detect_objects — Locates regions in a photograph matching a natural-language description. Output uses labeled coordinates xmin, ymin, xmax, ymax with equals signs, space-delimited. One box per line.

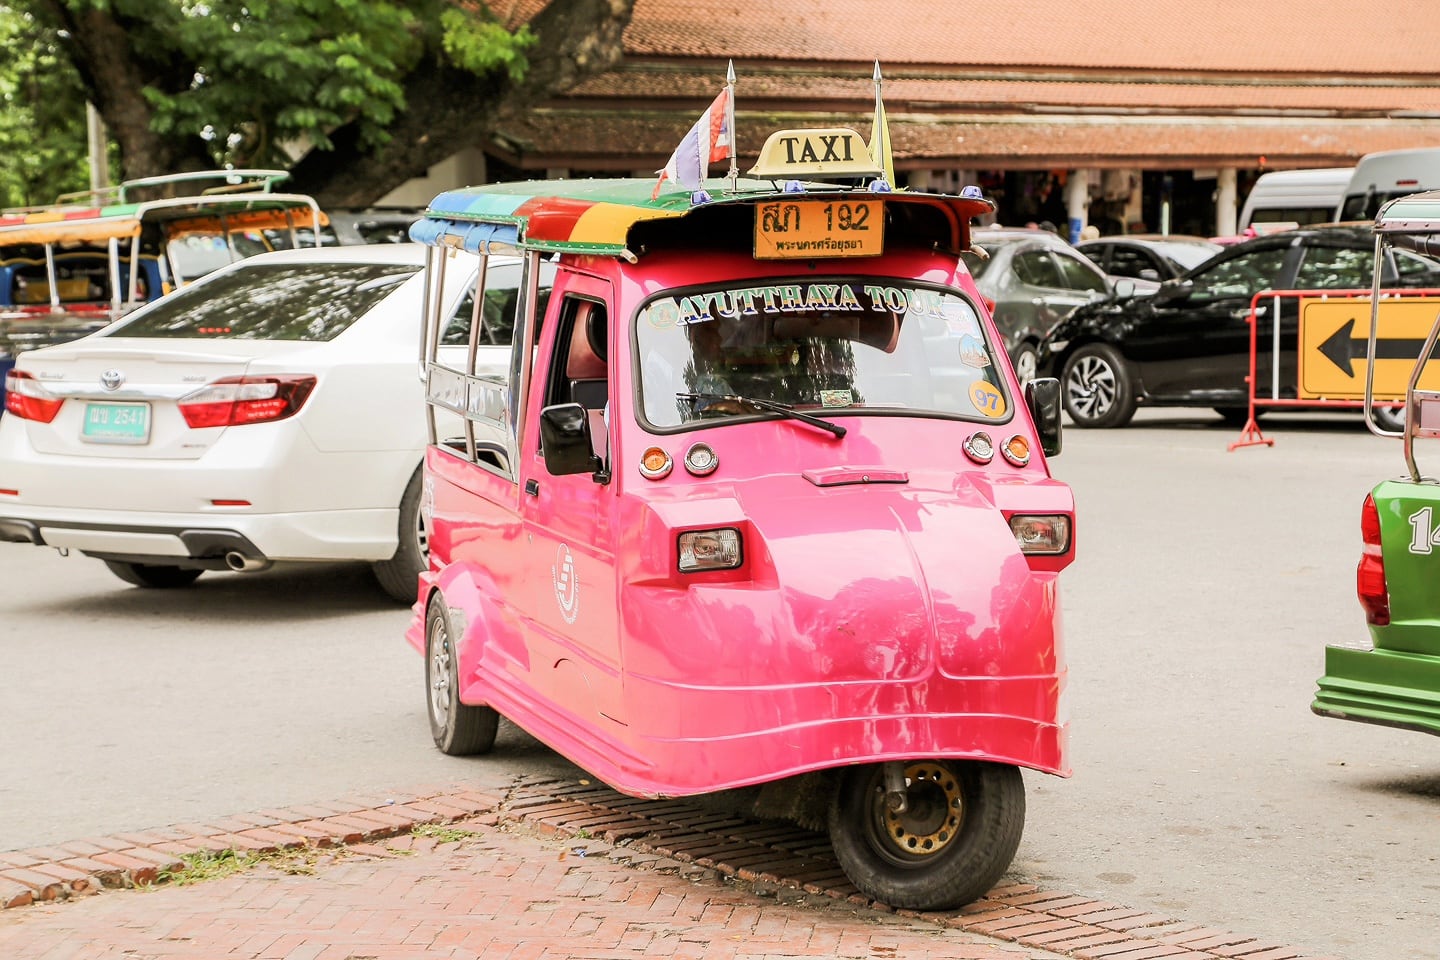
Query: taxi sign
xmin=748 ymin=127 xmax=883 ymax=179
xmin=753 ymin=198 xmax=884 ymax=259
xmin=1298 ymin=297 xmax=1440 ymax=400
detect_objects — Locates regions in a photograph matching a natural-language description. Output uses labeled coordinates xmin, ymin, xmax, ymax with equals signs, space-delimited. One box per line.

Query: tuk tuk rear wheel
xmin=425 ymin=599 xmax=498 ymax=756
xmin=828 ymin=760 xmax=1025 ymax=910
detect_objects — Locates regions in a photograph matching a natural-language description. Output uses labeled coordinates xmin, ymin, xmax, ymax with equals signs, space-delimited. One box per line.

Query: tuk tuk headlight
xmin=678 ymin=528 xmax=742 ymax=572
xmin=1009 ymin=514 xmax=1071 ymax=555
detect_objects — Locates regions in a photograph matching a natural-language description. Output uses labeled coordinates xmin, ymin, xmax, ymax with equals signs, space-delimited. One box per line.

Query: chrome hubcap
xmin=1014 ymin=349 xmax=1038 ymax=387
xmin=427 ymin=614 xmax=451 ymax=727
xmin=1065 ymin=355 xmax=1117 ymax=420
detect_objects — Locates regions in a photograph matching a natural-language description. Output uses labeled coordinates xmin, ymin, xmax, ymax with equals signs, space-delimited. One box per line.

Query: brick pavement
xmin=0 ymin=819 xmax=1060 ymax=960
xmin=0 ymin=779 xmax=1339 ymax=960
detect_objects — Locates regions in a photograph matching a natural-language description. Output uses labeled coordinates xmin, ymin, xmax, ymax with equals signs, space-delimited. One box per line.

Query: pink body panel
xmin=407 ymin=246 xmax=1074 ymax=798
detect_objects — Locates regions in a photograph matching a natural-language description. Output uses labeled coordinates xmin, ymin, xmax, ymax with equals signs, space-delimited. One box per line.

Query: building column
xmin=1064 ymin=169 xmax=1089 ymax=243
xmin=1215 ymin=167 xmax=1238 ymax=238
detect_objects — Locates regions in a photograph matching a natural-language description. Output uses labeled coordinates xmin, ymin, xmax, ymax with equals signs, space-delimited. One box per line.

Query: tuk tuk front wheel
xmin=828 ymin=760 xmax=1025 ymax=910
xmin=425 ymin=600 xmax=498 ymax=756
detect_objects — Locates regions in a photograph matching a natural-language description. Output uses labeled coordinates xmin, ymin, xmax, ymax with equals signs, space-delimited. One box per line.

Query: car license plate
xmin=81 ymin=402 xmax=151 ymax=444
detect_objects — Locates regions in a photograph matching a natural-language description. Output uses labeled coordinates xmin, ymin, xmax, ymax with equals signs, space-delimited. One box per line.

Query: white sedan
xmin=0 ymin=243 xmax=542 ymax=601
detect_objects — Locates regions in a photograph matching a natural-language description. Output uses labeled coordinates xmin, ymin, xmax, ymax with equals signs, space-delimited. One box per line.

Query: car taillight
xmin=1357 ymin=493 xmax=1389 ymax=626
xmin=177 ymin=375 xmax=317 ymax=428
xmin=981 ymin=295 xmax=997 ymax=315
xmin=4 ymin=370 xmax=64 ymax=423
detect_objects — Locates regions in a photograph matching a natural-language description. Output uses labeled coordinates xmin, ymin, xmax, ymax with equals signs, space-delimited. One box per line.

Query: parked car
xmin=1075 ymin=234 xmax=1223 ymax=283
xmin=1037 ymin=224 xmax=1440 ymax=428
xmin=0 ymin=169 xmax=327 ymax=413
xmin=962 ymin=227 xmax=1118 ymax=384
xmin=0 ymin=243 xmax=552 ymax=600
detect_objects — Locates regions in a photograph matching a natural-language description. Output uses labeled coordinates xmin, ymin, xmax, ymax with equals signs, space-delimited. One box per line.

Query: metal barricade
xmin=1228 ymin=287 xmax=1440 ymax=450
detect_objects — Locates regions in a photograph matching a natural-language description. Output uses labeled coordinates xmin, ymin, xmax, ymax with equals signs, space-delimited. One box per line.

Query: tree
xmin=18 ymin=0 xmax=636 ymax=208
xmin=0 ymin=7 xmax=93 ymax=209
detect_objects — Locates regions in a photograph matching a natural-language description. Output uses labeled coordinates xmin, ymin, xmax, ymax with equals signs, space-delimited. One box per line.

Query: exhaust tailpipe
xmin=224 ymin=551 xmax=272 ymax=573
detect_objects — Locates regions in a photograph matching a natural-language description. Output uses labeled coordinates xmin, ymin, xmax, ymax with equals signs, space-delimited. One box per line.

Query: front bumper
xmin=1312 ymin=645 xmax=1440 ymax=738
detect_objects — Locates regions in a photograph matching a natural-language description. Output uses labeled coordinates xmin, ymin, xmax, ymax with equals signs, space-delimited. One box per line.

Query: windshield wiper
xmin=678 ymin=392 xmax=847 ymax=438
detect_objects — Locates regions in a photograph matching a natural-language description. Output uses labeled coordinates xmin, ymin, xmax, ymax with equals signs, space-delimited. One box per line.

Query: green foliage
xmin=440 ymin=7 xmax=535 ymax=82
xmin=0 ymin=8 xmax=92 ymax=208
xmin=1 ymin=0 xmax=541 ymax=182
xmin=135 ymin=0 xmax=424 ymax=165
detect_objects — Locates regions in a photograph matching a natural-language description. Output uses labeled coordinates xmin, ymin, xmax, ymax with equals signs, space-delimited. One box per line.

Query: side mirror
xmin=1138 ymin=268 xmax=1161 ymax=282
xmin=1110 ymin=279 xmax=1136 ymax=301
xmin=1025 ymin=377 xmax=1063 ymax=457
xmin=539 ymin=403 xmax=600 ymax=477
xmin=1153 ymin=278 xmax=1191 ymax=303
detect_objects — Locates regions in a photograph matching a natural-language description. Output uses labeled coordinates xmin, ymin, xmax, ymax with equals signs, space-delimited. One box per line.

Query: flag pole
xmin=726 ymin=60 xmax=738 ymax=192
xmin=869 ymin=59 xmax=895 ymax=189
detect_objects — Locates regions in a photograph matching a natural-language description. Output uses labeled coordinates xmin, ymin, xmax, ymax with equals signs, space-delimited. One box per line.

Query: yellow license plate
xmin=753 ymin=199 xmax=884 ymax=259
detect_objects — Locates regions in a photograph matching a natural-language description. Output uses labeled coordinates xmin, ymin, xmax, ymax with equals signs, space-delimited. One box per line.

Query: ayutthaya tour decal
xmin=643 ymin=281 xmax=1007 ymax=419
xmin=646 ymin=282 xmax=948 ymax=327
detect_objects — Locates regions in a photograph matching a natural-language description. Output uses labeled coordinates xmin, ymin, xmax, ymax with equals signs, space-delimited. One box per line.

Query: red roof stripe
xmin=514 ymin=195 xmax=596 ymax=243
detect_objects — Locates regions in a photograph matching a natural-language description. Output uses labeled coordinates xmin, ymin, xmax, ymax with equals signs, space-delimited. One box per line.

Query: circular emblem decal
xmin=969 ymin=379 xmax=1007 ymax=418
xmin=100 ymin=369 xmax=125 ymax=391
xmin=551 ymin=543 xmax=580 ymax=624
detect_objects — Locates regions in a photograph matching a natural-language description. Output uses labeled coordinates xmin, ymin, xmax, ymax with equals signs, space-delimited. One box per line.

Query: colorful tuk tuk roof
xmin=0 ymin=169 xmax=324 ymax=246
xmin=412 ymin=176 xmax=995 ymax=258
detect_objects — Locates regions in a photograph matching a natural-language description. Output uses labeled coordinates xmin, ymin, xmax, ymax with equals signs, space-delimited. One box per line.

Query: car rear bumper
xmin=1312 ymin=644 xmax=1440 ymax=738
xmin=0 ymin=505 xmax=400 ymax=564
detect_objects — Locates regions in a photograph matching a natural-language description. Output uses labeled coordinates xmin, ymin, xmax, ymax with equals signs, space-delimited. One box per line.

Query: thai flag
xmin=653 ymin=89 xmax=732 ymax=199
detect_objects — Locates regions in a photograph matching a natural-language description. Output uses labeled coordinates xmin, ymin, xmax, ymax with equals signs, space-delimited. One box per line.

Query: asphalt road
xmin=2 ymin=408 xmax=1436 ymax=960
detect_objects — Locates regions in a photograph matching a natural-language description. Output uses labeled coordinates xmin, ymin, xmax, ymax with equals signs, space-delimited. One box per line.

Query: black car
xmin=1037 ymin=225 xmax=1440 ymax=428
xmin=1076 ymin=235 xmax=1223 ymax=283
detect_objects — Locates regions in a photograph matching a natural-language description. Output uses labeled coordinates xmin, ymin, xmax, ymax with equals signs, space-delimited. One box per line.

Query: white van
xmin=1238 ymin=168 xmax=1351 ymax=231
xmin=1337 ymin=147 xmax=1440 ymax=222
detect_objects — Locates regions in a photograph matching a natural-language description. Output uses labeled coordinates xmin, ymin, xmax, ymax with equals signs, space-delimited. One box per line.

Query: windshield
xmin=636 ymin=278 xmax=1012 ymax=429
xmin=109 ymin=261 xmax=419 ymax=341
xmin=1340 ymin=191 xmax=1417 ymax=223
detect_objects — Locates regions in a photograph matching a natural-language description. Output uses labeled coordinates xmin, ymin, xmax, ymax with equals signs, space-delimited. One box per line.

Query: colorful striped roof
xmin=416 ymin=177 xmax=994 ymax=256
xmin=0 ymin=193 xmax=322 ymax=247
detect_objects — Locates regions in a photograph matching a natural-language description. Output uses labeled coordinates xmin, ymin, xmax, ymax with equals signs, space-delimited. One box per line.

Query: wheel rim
xmin=427 ymin=612 xmax=452 ymax=729
xmin=864 ymin=762 xmax=965 ymax=866
xmin=415 ymin=499 xmax=430 ymax=559
xmin=1065 ymin=354 xmax=1117 ymax=420
xmin=1014 ymin=349 xmax=1037 ymax=386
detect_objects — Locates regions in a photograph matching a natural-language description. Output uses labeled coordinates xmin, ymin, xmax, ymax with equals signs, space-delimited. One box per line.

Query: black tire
xmin=1010 ymin=342 xmax=1039 ymax=388
xmin=1371 ymin=405 xmax=1405 ymax=432
xmin=425 ymin=599 xmax=499 ymax=756
xmin=103 ymin=561 xmax=203 ymax=589
xmin=827 ymin=760 xmax=1026 ymax=911
xmin=372 ymin=466 xmax=427 ymax=604
xmin=1061 ymin=343 xmax=1136 ymax=428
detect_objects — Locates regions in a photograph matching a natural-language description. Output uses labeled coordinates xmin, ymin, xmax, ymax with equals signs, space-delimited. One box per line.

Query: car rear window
xmin=111 ymin=261 xmax=420 ymax=341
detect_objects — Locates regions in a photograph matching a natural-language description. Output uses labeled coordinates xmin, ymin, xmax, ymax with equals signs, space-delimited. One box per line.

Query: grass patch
xmin=411 ymin=823 xmax=476 ymax=843
xmin=155 ymin=848 xmax=259 ymax=887
xmin=153 ymin=845 xmax=325 ymax=887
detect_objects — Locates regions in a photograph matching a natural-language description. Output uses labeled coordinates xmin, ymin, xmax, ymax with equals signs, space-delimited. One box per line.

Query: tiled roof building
xmin=392 ymin=0 xmax=1440 ymax=236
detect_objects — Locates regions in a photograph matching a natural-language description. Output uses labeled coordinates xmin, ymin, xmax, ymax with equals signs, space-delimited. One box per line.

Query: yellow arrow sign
xmin=1298 ymin=298 xmax=1440 ymax=400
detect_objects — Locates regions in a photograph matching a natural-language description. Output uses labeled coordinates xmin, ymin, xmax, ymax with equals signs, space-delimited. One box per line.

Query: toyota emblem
xmin=100 ymin=369 xmax=125 ymax=391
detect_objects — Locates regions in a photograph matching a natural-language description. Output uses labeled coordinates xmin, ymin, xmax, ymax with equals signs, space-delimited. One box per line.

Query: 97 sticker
xmin=970 ymin=380 xmax=1007 ymax=418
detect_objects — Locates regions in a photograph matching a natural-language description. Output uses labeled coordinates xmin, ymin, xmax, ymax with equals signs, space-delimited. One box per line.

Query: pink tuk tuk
xmin=406 ymin=123 xmax=1076 ymax=909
